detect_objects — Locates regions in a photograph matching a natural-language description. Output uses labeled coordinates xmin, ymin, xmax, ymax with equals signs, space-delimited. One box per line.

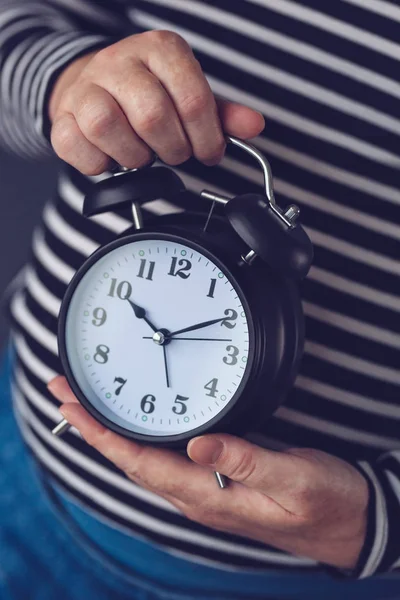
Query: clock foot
xmin=52 ymin=418 xmax=71 ymax=437
xmin=214 ymin=471 xmax=228 ymax=489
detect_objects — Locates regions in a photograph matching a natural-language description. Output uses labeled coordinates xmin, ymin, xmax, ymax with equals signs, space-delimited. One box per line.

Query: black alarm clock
xmin=52 ymin=137 xmax=313 ymax=487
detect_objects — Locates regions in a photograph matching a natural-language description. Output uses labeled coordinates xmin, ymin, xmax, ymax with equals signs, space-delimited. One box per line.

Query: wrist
xmin=48 ymin=51 xmax=97 ymax=122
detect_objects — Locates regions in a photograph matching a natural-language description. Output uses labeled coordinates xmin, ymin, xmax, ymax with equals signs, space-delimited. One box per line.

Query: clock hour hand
xmin=167 ymin=317 xmax=226 ymax=338
xmin=127 ymin=299 xmax=170 ymax=388
xmin=127 ymin=299 xmax=159 ymax=333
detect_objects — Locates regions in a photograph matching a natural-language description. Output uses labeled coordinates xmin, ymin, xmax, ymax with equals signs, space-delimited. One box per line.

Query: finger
xmin=216 ymin=98 xmax=265 ymax=140
xmin=71 ymin=82 xmax=153 ymax=169
xmin=94 ymin=57 xmax=191 ymax=166
xmin=187 ymin=434 xmax=314 ymax=510
xmin=141 ymin=32 xmax=225 ymax=166
xmin=47 ymin=375 xmax=80 ymax=404
xmin=48 ymin=378 xmax=219 ymax=504
xmin=51 ymin=112 xmax=110 ymax=175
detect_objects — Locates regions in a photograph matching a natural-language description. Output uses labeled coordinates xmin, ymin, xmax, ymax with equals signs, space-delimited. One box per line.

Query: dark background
xmin=0 ymin=151 xmax=58 ymax=349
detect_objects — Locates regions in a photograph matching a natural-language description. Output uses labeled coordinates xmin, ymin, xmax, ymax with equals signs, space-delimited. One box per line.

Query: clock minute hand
xmin=167 ymin=317 xmax=226 ymax=338
xmin=127 ymin=299 xmax=159 ymax=333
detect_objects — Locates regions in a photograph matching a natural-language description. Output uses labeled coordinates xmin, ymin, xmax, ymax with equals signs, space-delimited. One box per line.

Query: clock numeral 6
xmin=94 ymin=344 xmax=110 ymax=364
xmin=221 ymin=309 xmax=238 ymax=329
xmin=168 ymin=257 xmax=192 ymax=279
xmin=172 ymin=394 xmax=189 ymax=415
xmin=223 ymin=345 xmax=239 ymax=366
xmin=92 ymin=307 xmax=107 ymax=327
xmin=204 ymin=378 xmax=219 ymax=398
xmin=141 ymin=394 xmax=156 ymax=414
xmin=108 ymin=278 xmax=132 ymax=300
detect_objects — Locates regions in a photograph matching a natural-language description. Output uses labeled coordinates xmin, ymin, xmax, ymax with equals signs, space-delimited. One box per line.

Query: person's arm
xmin=0 ymin=0 xmax=132 ymax=160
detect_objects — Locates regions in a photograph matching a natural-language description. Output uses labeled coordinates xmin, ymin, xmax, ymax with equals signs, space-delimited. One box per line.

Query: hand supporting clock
xmin=49 ymin=376 xmax=369 ymax=572
xmin=127 ymin=299 xmax=171 ymax=388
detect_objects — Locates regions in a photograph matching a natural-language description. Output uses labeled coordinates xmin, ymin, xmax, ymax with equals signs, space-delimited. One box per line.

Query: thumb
xmin=187 ymin=434 xmax=310 ymax=502
xmin=216 ymin=97 xmax=265 ymax=140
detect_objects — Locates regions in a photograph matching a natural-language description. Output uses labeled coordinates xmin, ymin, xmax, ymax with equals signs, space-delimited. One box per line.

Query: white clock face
xmin=64 ymin=236 xmax=252 ymax=438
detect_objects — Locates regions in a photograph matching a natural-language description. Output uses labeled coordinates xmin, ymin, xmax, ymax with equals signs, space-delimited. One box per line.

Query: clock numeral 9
xmin=137 ymin=259 xmax=155 ymax=281
xmin=92 ymin=307 xmax=107 ymax=327
xmin=221 ymin=308 xmax=238 ymax=329
xmin=141 ymin=394 xmax=156 ymax=414
xmin=223 ymin=345 xmax=239 ymax=366
xmin=204 ymin=378 xmax=219 ymax=398
xmin=168 ymin=257 xmax=192 ymax=279
xmin=172 ymin=394 xmax=189 ymax=415
xmin=108 ymin=278 xmax=132 ymax=299
xmin=94 ymin=344 xmax=110 ymax=364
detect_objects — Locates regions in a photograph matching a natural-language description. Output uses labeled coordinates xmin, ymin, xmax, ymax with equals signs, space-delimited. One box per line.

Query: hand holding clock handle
xmin=168 ymin=317 xmax=226 ymax=338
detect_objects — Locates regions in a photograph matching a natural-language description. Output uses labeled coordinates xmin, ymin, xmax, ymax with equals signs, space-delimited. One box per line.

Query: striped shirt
xmin=1 ymin=0 xmax=400 ymax=579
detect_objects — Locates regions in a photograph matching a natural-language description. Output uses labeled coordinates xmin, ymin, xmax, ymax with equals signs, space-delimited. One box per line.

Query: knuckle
xmin=123 ymin=149 xmax=154 ymax=170
xmin=179 ymin=93 xmax=209 ymax=122
xmin=136 ymin=107 xmax=167 ymax=134
xmin=80 ymin=158 xmax=110 ymax=177
xmin=51 ymin=118 xmax=78 ymax=158
xmin=163 ymin=145 xmax=192 ymax=166
xmin=229 ymin=449 xmax=258 ymax=483
xmin=148 ymin=29 xmax=188 ymax=51
xmin=196 ymin=139 xmax=226 ymax=165
xmin=81 ymin=104 xmax=120 ymax=139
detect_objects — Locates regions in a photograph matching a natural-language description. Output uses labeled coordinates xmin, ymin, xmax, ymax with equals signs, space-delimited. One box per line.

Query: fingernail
xmin=188 ymin=437 xmax=224 ymax=465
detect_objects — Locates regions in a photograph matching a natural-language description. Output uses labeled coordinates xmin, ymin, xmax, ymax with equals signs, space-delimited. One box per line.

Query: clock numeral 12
xmin=137 ymin=259 xmax=155 ymax=281
xmin=168 ymin=257 xmax=192 ymax=279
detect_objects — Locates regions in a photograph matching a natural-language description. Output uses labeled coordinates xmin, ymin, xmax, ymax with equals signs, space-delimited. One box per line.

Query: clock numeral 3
xmin=172 ymin=394 xmax=189 ymax=415
xmin=137 ymin=259 xmax=155 ymax=281
xmin=168 ymin=257 xmax=192 ymax=279
xmin=141 ymin=394 xmax=156 ymax=414
xmin=108 ymin=278 xmax=132 ymax=299
xmin=223 ymin=345 xmax=239 ymax=366
xmin=114 ymin=377 xmax=127 ymax=396
xmin=92 ymin=307 xmax=107 ymax=327
xmin=207 ymin=278 xmax=216 ymax=298
xmin=204 ymin=378 xmax=219 ymax=398
xmin=221 ymin=308 xmax=238 ymax=329
xmin=94 ymin=344 xmax=110 ymax=364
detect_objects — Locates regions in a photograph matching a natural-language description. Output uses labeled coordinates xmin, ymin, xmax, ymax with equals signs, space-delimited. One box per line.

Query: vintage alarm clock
xmin=52 ymin=136 xmax=313 ymax=488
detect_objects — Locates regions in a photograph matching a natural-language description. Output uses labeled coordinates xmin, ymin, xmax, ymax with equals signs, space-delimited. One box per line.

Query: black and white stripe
xmin=1 ymin=0 xmax=400 ymax=578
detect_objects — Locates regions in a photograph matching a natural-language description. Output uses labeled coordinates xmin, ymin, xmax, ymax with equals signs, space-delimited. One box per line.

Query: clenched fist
xmin=49 ymin=30 xmax=265 ymax=175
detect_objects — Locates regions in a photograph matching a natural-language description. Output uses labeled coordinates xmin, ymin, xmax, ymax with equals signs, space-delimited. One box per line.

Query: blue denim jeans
xmin=1 ymin=348 xmax=400 ymax=600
